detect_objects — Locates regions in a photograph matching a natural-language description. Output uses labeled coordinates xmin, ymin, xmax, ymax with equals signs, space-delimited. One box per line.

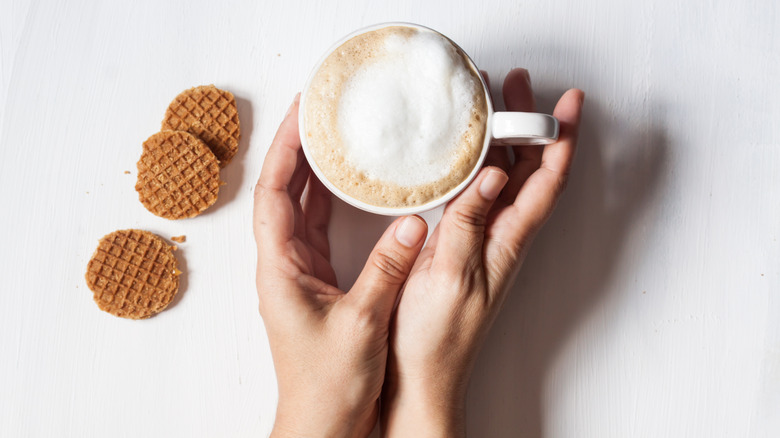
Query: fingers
xmin=303 ymin=173 xmax=333 ymax=261
xmin=256 ymin=94 xmax=303 ymax=193
xmin=431 ymin=167 xmax=509 ymax=271
xmin=539 ymin=89 xmax=584 ymax=177
xmin=347 ymin=216 xmax=428 ymax=318
xmin=480 ymin=70 xmax=511 ymax=172
xmin=480 ymin=89 xmax=583 ymax=297
xmin=484 ymin=145 xmax=511 ymax=172
xmin=289 ymin=151 xmax=311 ymax=202
xmin=510 ymin=89 xmax=584 ymax=236
xmin=253 ymin=94 xmax=303 ymax=245
xmin=503 ymin=68 xmax=536 ymax=112
xmin=501 ymin=68 xmax=543 ymax=203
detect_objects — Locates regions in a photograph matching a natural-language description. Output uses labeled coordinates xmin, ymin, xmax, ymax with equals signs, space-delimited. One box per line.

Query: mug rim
xmin=298 ymin=22 xmax=494 ymax=216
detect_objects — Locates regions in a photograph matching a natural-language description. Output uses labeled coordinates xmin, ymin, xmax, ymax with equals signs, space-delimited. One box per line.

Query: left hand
xmin=253 ymin=95 xmax=428 ymax=438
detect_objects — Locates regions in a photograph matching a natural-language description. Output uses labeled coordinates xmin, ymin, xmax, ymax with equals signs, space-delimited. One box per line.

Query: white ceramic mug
xmin=299 ymin=22 xmax=558 ymax=216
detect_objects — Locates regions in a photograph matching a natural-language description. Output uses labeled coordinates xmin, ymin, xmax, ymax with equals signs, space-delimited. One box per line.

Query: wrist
xmin=272 ymin=398 xmax=377 ymax=438
xmin=381 ymin=376 xmax=467 ymax=438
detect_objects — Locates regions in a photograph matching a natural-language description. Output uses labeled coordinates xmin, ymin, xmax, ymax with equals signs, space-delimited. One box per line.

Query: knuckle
xmin=370 ymin=248 xmax=409 ymax=283
xmin=538 ymin=166 xmax=570 ymax=200
xmin=253 ymin=183 xmax=274 ymax=210
xmin=353 ymin=305 xmax=382 ymax=329
xmin=254 ymin=181 xmax=287 ymax=200
xmin=489 ymin=237 xmax=523 ymax=271
xmin=449 ymin=206 xmax=487 ymax=234
xmin=510 ymin=204 xmax=546 ymax=239
xmin=252 ymin=186 xmax=264 ymax=207
xmin=253 ymin=180 xmax=269 ymax=198
xmin=431 ymin=268 xmax=459 ymax=290
xmin=432 ymin=262 xmax=475 ymax=291
xmin=554 ymin=173 xmax=570 ymax=197
xmin=311 ymin=221 xmax=329 ymax=234
xmin=342 ymin=300 xmax=383 ymax=333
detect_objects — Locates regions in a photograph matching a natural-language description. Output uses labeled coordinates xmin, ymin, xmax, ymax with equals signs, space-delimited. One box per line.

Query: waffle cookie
xmin=85 ymin=229 xmax=181 ymax=319
xmin=135 ymin=131 xmax=221 ymax=219
xmin=162 ymin=85 xmax=240 ymax=167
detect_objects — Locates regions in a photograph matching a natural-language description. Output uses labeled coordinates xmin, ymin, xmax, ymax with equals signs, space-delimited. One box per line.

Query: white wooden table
xmin=1 ymin=0 xmax=778 ymax=436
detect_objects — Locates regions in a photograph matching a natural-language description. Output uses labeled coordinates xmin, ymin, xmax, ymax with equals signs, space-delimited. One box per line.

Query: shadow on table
xmin=464 ymin=90 xmax=669 ymax=437
xmin=329 ymin=200 xmax=395 ymax=288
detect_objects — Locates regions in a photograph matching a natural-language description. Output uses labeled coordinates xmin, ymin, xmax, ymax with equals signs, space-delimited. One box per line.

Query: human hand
xmin=381 ymin=69 xmax=585 ymax=437
xmin=253 ymin=95 xmax=429 ymax=438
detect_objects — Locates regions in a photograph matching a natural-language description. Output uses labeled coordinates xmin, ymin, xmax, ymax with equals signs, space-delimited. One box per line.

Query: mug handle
xmin=490 ymin=112 xmax=559 ymax=146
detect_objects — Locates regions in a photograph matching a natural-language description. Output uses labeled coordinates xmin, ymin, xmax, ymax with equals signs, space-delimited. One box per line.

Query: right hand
xmin=381 ymin=68 xmax=585 ymax=437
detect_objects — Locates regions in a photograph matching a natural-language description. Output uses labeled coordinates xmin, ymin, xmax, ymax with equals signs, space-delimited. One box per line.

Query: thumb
xmin=432 ymin=167 xmax=508 ymax=270
xmin=346 ymin=215 xmax=428 ymax=318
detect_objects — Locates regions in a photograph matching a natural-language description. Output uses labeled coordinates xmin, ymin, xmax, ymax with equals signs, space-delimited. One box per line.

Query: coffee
xmin=303 ymin=26 xmax=488 ymax=209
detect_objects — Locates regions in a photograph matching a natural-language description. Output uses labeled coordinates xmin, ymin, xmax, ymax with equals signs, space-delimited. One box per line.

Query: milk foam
xmin=304 ymin=26 xmax=488 ymax=208
xmin=337 ymin=32 xmax=477 ymax=186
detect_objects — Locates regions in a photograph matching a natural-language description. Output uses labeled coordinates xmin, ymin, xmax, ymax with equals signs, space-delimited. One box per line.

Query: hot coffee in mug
xmin=300 ymin=23 xmax=558 ymax=215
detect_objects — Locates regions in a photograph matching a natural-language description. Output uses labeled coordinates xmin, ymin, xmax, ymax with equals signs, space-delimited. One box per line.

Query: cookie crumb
xmin=124 ymin=170 xmax=131 ymax=174
xmin=171 ymin=235 xmax=186 ymax=243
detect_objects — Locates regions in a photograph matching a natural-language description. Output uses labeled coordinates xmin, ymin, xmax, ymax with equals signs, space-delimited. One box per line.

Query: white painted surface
xmin=0 ymin=0 xmax=778 ymax=436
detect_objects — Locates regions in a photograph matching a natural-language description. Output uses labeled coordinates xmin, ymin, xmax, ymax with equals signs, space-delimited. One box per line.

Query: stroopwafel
xmin=162 ymin=85 xmax=240 ymax=167
xmin=135 ymin=130 xmax=221 ymax=220
xmin=85 ymin=229 xmax=181 ymax=319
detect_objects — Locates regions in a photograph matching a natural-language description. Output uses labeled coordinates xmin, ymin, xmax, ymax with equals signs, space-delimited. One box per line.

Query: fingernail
xmin=479 ymin=169 xmax=509 ymax=200
xmin=395 ymin=216 xmax=426 ymax=248
xmin=518 ymin=68 xmax=530 ymax=84
xmin=285 ymin=93 xmax=301 ymax=117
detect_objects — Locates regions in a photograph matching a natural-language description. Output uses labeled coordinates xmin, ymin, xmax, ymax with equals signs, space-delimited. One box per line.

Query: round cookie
xmin=85 ymin=229 xmax=181 ymax=319
xmin=162 ymin=85 xmax=240 ymax=167
xmin=135 ymin=130 xmax=221 ymax=220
